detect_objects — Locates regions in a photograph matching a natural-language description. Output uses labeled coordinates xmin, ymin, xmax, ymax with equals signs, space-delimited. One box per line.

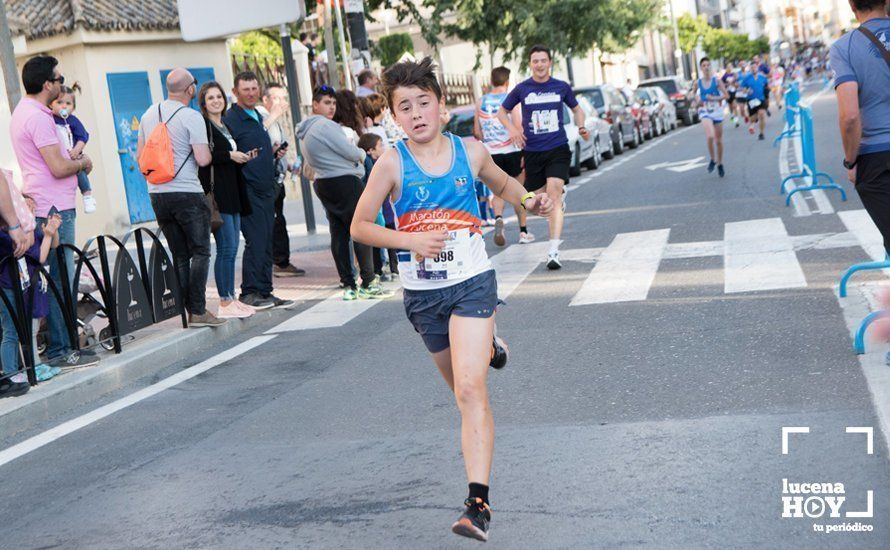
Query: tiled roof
xmin=8 ymin=0 xmax=180 ymax=40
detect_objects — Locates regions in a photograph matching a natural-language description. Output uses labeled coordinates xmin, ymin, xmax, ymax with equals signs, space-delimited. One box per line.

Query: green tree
xmin=230 ymin=30 xmax=285 ymax=59
xmin=676 ymin=13 xmax=710 ymax=54
xmin=702 ymin=28 xmax=735 ymax=60
xmin=375 ymin=32 xmax=415 ymax=67
xmin=368 ymin=0 xmax=659 ymax=64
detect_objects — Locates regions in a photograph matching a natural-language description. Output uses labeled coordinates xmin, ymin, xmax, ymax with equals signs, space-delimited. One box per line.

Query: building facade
xmin=1 ymin=0 xmax=233 ymax=240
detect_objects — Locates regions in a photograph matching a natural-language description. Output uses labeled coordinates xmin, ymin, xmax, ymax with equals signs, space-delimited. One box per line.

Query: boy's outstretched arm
xmin=468 ymin=141 xmax=554 ymax=217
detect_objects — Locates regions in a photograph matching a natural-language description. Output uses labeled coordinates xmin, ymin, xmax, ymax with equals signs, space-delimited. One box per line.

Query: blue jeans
xmin=1 ymin=288 xmax=21 ymax=376
xmin=213 ymin=213 xmax=241 ymax=301
xmin=37 ymin=209 xmax=76 ymax=359
xmin=240 ymin=189 xmax=275 ymax=296
xmin=77 ymin=171 xmax=91 ymax=193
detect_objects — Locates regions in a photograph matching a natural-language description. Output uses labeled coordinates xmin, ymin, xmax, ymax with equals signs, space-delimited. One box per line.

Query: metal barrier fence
xmin=0 ymin=228 xmax=185 ymax=388
xmin=779 ymin=105 xmax=847 ymax=206
xmin=773 ymin=83 xmax=801 ymax=147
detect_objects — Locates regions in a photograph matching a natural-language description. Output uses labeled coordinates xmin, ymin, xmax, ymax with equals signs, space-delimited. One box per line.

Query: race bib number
xmin=747 ymin=98 xmax=762 ymax=108
xmin=530 ymin=109 xmax=559 ymax=134
xmin=705 ymin=100 xmax=720 ymax=113
xmin=412 ymin=229 xmax=472 ymax=280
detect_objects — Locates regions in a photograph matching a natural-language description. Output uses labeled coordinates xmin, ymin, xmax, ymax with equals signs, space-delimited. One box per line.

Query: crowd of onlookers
xmin=0 ymin=53 xmax=409 ymax=397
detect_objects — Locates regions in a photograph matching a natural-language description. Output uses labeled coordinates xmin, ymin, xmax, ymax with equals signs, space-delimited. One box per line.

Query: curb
xmin=0 ymin=305 xmax=298 ymax=438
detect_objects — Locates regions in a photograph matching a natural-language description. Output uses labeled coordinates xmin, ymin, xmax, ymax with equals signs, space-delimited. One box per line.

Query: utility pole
xmin=0 ymin=0 xmax=21 ymax=113
xmin=280 ymin=23 xmax=316 ymax=234
xmin=667 ymin=0 xmax=686 ymax=79
xmin=322 ymin=0 xmax=340 ymax=88
xmin=332 ymin=0 xmax=353 ymax=90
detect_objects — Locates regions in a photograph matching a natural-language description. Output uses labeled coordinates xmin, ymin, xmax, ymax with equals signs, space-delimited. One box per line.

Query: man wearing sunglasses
xmin=9 ymin=55 xmax=98 ymax=369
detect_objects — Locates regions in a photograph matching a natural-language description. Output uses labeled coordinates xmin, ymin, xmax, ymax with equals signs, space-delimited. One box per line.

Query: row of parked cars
xmin=445 ymin=76 xmax=700 ymax=178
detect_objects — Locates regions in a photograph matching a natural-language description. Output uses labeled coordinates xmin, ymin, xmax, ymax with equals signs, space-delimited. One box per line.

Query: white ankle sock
xmin=548 ymin=239 xmax=560 ymax=255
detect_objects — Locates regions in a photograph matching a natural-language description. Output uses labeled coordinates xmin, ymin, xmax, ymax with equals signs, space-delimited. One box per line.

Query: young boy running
xmin=351 ymin=58 xmax=553 ymax=542
xmin=473 ymin=66 xmax=534 ymax=246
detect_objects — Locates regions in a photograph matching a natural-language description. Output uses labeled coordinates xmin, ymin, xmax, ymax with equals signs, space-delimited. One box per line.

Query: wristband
xmin=519 ymin=191 xmax=536 ymax=210
xmin=7 ymin=224 xmax=20 ymax=232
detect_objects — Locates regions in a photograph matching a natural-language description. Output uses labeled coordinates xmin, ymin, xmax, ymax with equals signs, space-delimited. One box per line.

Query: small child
xmin=357 ymin=133 xmax=397 ymax=279
xmin=0 ymin=197 xmax=62 ymax=397
xmin=51 ymin=84 xmax=96 ymax=213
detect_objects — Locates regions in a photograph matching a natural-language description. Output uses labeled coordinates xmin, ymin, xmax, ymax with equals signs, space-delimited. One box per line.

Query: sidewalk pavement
xmin=0 ymin=189 xmax=349 ymax=437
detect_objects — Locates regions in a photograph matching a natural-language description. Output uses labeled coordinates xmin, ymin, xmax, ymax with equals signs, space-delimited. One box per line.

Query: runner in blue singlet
xmin=693 ymin=57 xmax=729 ymax=177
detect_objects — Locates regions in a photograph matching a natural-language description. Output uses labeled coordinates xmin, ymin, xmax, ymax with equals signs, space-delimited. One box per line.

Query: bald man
xmin=138 ymin=67 xmax=224 ymax=327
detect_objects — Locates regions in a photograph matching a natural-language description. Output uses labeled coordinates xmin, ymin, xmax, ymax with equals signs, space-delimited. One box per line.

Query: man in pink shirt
xmin=9 ymin=55 xmax=97 ymax=369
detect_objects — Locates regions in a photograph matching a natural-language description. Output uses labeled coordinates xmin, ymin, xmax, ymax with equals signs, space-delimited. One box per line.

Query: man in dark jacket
xmin=223 ymin=72 xmax=293 ymax=309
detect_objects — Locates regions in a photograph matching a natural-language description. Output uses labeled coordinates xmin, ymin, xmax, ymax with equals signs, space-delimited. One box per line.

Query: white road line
xmin=490 ymin=242 xmax=550 ymax=300
xmin=266 ymin=291 xmax=393 ymax=333
xmin=570 ymin=229 xmax=670 ymax=305
xmin=0 ymin=335 xmax=276 ymax=469
xmin=839 ymin=209 xmax=886 ymax=262
xmin=568 ymin=126 xmax=697 ymax=188
xmin=836 ymin=283 xmax=890 ymax=453
xmin=724 ymin=218 xmax=807 ymax=293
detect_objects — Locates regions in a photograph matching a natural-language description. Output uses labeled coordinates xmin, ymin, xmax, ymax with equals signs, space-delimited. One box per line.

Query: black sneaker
xmin=758 ymin=133 xmax=765 ymax=141
xmin=240 ymin=293 xmax=275 ymax=310
xmin=490 ymin=336 xmax=508 ymax=369
xmin=264 ymin=293 xmax=295 ymax=309
xmin=0 ymin=380 xmax=30 ymax=398
xmin=452 ymin=498 xmax=491 ymax=541
xmin=546 ymin=252 xmax=562 ymax=270
xmin=49 ymin=351 xmax=99 ymax=369
xmin=718 ymin=164 xmax=725 ymax=178
xmin=707 ymin=159 xmax=716 ymax=173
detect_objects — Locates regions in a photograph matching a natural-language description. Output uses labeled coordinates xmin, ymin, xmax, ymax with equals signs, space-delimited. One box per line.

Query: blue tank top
xmin=697 ymin=77 xmax=723 ymax=120
xmin=393 ymin=134 xmax=492 ymax=290
xmin=698 ymin=77 xmax=719 ymax=101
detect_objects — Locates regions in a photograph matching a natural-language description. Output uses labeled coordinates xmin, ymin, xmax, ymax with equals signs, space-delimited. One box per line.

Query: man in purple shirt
xmin=496 ymin=45 xmax=589 ymax=269
xmin=9 ymin=55 xmax=98 ymax=369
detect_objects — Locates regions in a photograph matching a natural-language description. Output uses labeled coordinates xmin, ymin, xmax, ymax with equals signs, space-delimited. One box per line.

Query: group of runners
xmin=350 ymin=44 xmax=582 ymax=541
xmin=348 ymin=41 xmax=807 ymax=542
xmin=692 ymin=55 xmax=788 ymax=178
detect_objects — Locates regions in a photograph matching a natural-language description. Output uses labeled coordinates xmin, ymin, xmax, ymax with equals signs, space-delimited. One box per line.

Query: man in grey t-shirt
xmin=830 ymin=0 xmax=890 ymax=255
xmin=137 ymin=68 xmax=224 ymax=327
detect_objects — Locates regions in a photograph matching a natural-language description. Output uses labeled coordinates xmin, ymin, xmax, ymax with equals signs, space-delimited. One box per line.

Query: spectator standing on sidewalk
xmin=297 ymin=86 xmax=387 ymax=301
xmin=10 ymin=55 xmax=99 ymax=367
xmin=831 ymin=0 xmax=890 ymax=254
xmin=0 ymin=207 xmax=61 ymax=398
xmin=356 ymin=70 xmax=380 ymax=98
xmin=138 ymin=68 xmax=225 ymax=328
xmin=197 ymin=82 xmax=255 ymax=319
xmin=223 ymin=72 xmax=294 ymax=310
xmin=334 ymin=89 xmax=365 ymax=145
xmin=256 ymin=83 xmax=306 ymax=279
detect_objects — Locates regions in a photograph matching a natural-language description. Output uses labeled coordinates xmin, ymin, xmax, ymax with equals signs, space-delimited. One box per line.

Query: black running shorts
xmin=523 ymin=144 xmax=571 ymax=192
xmin=492 ymin=151 xmax=523 ymax=178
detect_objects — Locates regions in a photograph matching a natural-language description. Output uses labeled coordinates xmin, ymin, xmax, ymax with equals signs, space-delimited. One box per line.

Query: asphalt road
xmin=1 ymin=83 xmax=887 ymax=549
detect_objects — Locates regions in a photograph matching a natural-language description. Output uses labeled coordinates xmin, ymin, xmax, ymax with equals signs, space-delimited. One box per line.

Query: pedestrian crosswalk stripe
xmin=724 ymin=217 xmax=807 ymax=293
xmin=491 ymin=242 xmax=550 ymax=300
xmin=267 ymin=210 xmax=886 ymax=324
xmin=570 ymin=229 xmax=670 ymax=305
xmin=265 ymin=292 xmax=384 ymax=333
xmin=839 ymin=209 xmax=885 ymax=262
